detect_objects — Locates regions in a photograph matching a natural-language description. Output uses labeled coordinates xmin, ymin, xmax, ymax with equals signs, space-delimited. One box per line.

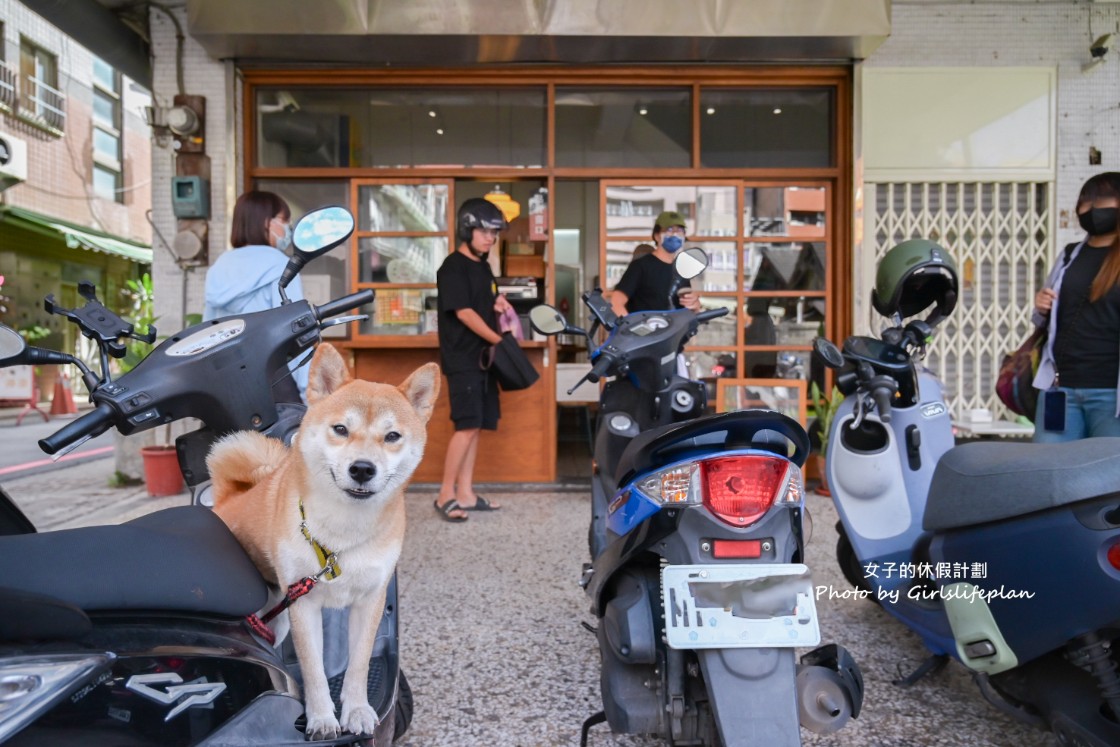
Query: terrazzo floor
xmin=394 ymin=489 xmax=1057 ymax=747
xmin=6 ymin=458 xmax=1059 ymax=746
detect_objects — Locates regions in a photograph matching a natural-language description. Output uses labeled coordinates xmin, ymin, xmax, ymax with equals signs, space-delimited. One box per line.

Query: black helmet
xmin=457 ymin=198 xmax=508 ymax=243
xmin=872 ymin=239 xmax=959 ymax=321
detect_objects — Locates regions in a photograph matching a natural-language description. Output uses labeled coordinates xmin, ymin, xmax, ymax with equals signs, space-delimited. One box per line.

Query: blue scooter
xmin=531 ymin=248 xmax=863 ymax=747
xmin=816 ymin=241 xmax=1120 ymax=747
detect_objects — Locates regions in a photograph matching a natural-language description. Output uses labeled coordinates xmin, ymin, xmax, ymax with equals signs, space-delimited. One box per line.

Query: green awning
xmin=0 ymin=205 xmax=152 ymax=264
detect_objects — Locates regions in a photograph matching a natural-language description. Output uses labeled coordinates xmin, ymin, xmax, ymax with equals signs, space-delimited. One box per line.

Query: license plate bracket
xmin=661 ymin=564 xmax=820 ymax=649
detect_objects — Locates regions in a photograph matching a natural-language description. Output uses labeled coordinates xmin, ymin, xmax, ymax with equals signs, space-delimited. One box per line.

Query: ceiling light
xmin=706 ymin=107 xmax=716 ymax=115
xmin=428 ymin=110 xmax=437 ymax=117
xmin=773 ymin=108 xmax=783 ymax=115
xmin=485 ymin=186 xmax=521 ymax=221
xmin=436 ymin=128 xmax=444 ymax=135
xmin=638 ymin=107 xmax=648 ymax=116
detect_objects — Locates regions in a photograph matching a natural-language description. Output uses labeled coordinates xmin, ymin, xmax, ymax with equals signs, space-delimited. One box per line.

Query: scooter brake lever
xmin=320 ymin=314 xmax=368 ymax=329
xmin=849 ymin=393 xmax=868 ymax=430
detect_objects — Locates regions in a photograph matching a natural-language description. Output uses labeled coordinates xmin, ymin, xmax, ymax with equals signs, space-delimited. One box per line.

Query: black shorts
xmin=447 ymin=369 xmax=500 ymax=431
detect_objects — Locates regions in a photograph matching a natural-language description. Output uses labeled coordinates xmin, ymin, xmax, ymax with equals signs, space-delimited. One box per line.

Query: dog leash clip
xmin=315 ymin=553 xmax=341 ymax=582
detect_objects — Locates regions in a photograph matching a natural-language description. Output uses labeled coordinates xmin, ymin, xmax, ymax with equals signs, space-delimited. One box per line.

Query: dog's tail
xmin=207 ymin=431 xmax=287 ymax=508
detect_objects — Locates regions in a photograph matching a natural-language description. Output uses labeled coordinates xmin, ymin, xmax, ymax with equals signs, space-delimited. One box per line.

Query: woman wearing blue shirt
xmin=204 ymin=190 xmax=306 ymax=402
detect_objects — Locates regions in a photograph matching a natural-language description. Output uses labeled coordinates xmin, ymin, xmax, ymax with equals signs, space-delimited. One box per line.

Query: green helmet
xmin=872 ymin=239 xmax=958 ymax=320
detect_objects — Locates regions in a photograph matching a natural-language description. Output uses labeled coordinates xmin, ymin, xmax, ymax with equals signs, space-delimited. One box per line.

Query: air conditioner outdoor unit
xmin=0 ymin=133 xmax=28 ymax=190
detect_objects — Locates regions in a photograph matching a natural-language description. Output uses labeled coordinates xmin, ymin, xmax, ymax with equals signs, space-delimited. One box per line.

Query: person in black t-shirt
xmin=610 ymin=210 xmax=701 ymax=316
xmin=434 ymin=198 xmax=512 ymax=521
xmin=1032 ymin=172 xmax=1120 ymax=441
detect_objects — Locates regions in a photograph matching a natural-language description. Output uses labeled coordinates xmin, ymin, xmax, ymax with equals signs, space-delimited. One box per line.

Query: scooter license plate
xmin=661 ymin=564 xmax=820 ymax=649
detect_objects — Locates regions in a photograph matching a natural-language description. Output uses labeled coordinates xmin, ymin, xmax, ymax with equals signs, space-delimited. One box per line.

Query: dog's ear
xmin=399 ymin=362 xmax=441 ymax=424
xmin=307 ymin=344 xmax=352 ymax=403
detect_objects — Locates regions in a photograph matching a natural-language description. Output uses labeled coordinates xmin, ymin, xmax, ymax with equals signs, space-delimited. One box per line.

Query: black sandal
xmin=434 ymin=499 xmax=468 ymax=523
xmin=463 ymin=496 xmax=500 ymax=511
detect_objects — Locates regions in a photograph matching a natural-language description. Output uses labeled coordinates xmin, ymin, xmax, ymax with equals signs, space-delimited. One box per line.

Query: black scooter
xmin=0 ymin=207 xmax=410 ymax=746
xmin=530 ymin=248 xmax=863 ymax=747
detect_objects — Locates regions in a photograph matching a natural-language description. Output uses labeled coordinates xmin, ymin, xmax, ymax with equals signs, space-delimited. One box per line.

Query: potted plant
xmin=810 ymin=381 xmax=843 ymax=496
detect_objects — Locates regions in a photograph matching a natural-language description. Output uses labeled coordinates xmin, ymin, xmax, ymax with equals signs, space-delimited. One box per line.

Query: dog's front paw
xmin=305 ymin=712 xmax=342 ymax=741
xmin=341 ymin=702 xmax=380 ymax=737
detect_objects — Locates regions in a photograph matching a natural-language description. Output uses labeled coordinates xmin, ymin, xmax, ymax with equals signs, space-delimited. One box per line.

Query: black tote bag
xmin=480 ymin=333 xmax=540 ymax=391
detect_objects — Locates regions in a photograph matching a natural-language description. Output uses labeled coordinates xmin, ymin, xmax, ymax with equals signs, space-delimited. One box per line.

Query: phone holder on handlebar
xmin=45 ymin=281 xmax=155 ymax=359
xmin=582 ymin=289 xmax=618 ymax=331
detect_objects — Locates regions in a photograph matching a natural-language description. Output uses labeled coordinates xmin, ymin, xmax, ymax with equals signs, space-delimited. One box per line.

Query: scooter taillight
xmin=700 ymin=455 xmax=794 ymax=528
xmin=1108 ymin=542 xmax=1120 ymax=571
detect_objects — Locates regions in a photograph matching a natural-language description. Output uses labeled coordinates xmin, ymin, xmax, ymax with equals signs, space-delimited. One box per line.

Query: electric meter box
xmin=171 ymin=175 xmax=210 ymax=219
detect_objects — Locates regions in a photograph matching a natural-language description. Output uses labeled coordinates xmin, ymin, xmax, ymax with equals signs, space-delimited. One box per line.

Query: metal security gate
xmin=867 ymin=181 xmax=1052 ymax=419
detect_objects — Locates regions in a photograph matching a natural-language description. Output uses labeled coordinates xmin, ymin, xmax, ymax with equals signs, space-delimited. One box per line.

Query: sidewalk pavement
xmin=1 ymin=456 xmax=1053 ymax=746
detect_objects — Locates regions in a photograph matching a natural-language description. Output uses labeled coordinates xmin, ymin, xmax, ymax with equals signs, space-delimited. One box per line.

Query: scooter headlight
xmin=0 ymin=653 xmax=114 ymax=742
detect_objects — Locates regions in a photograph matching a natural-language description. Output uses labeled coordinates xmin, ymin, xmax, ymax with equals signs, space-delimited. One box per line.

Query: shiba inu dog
xmin=208 ymin=344 xmax=439 ymax=739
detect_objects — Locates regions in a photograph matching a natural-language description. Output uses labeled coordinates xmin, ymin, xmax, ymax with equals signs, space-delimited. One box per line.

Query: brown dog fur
xmin=208 ymin=344 xmax=439 ymax=739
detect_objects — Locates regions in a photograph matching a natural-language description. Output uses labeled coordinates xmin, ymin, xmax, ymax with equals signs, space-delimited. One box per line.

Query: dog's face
xmin=296 ymin=345 xmax=440 ymax=504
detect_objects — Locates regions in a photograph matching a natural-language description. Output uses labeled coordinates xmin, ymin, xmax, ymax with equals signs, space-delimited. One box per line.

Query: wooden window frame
xmin=241 ymin=66 xmax=852 ymax=348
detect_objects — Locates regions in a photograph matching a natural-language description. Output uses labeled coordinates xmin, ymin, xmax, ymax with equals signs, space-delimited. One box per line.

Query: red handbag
xmin=995 ymin=327 xmax=1045 ymax=421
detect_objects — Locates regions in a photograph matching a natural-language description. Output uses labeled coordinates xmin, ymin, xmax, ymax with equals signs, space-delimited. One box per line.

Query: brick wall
xmin=866 ymin=1 xmax=1120 ymax=251
xmin=0 ymin=0 xmax=151 ymax=244
xmin=148 ymin=4 xmax=230 ymax=330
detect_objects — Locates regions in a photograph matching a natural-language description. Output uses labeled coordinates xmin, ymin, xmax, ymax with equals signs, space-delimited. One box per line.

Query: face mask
xmin=274 ymin=223 xmax=293 ymax=252
xmin=1079 ymin=207 xmax=1119 ymax=236
xmin=661 ymin=234 xmax=684 ymax=253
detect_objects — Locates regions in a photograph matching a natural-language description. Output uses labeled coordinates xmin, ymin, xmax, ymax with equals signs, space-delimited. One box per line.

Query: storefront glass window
xmin=745 ymin=186 xmax=827 ymax=237
xmin=744 ymin=242 xmax=825 ymax=293
xmin=358 ymin=236 xmax=447 ymax=284
xmin=556 ymin=88 xmax=690 ymax=168
xmin=604 ymin=185 xmax=736 ymax=237
xmin=256 ymin=88 xmax=546 ymax=168
xmin=700 ymin=88 xmax=833 ymax=168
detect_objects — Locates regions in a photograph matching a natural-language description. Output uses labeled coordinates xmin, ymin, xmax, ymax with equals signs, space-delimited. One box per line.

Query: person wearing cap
xmin=610 ymin=210 xmax=702 ymax=317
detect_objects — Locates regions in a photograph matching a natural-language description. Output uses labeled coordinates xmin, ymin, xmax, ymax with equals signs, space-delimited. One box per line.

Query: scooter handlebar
xmin=695 ymin=308 xmax=729 ymax=324
xmin=39 ymin=402 xmax=117 ymax=455
xmin=314 ymin=290 xmax=375 ymax=323
xmin=587 ymin=350 xmax=616 ymax=383
xmin=868 ymin=376 xmax=898 ymax=423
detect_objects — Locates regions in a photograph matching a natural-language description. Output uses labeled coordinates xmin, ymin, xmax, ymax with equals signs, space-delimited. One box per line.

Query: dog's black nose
xmin=349 ymin=460 xmax=376 ymax=484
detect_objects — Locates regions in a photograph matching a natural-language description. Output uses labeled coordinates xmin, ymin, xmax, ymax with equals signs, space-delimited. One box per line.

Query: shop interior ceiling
xmin=93 ymin=0 xmax=890 ymax=69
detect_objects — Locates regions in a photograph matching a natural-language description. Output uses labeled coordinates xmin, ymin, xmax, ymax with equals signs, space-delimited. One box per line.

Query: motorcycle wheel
xmin=836 ymin=527 xmax=876 ymax=601
xmin=393 ymin=670 xmax=414 ymax=743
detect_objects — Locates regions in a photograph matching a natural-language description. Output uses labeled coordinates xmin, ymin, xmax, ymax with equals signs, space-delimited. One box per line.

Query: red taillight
xmin=701 ymin=455 xmax=788 ymax=527
xmin=1108 ymin=542 xmax=1120 ymax=571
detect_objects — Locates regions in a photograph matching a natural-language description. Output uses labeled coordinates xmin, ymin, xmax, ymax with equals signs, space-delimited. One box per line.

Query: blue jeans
xmin=1032 ymin=387 xmax=1120 ymax=442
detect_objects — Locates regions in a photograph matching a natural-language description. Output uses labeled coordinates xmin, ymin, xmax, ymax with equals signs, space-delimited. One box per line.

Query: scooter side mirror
xmin=278 ymin=206 xmax=356 ymax=297
xmin=674 ymin=247 xmax=708 ymax=280
xmin=0 ymin=325 xmax=27 ymax=364
xmin=529 ymin=304 xmax=568 ymax=336
xmin=813 ymin=336 xmax=844 ymax=369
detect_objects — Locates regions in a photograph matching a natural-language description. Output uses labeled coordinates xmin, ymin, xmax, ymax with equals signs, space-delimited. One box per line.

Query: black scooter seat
xmin=0 ymin=506 xmax=268 ymax=618
xmin=923 ymin=438 xmax=1120 ymax=531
